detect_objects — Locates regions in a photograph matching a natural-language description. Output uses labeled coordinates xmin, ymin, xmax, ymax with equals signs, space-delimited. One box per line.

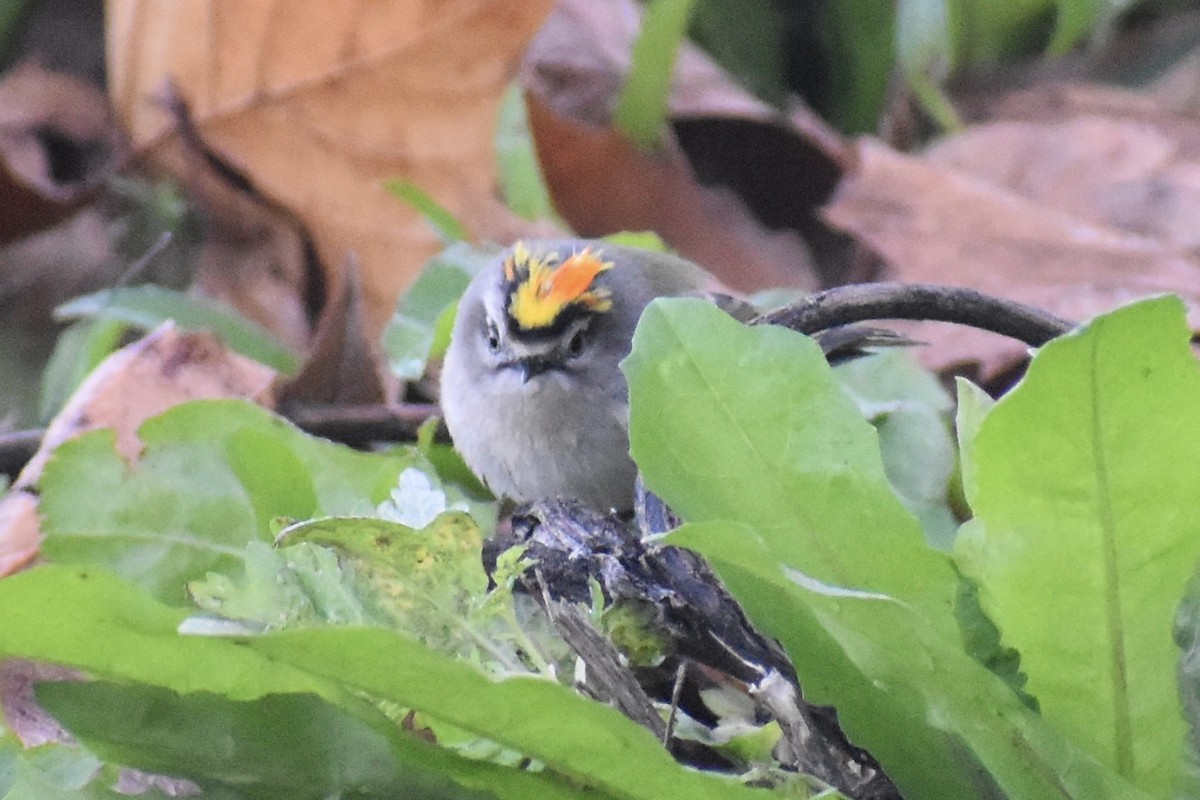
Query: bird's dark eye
xmin=567 ymin=328 xmax=587 ymax=358
xmin=486 ymin=321 xmax=500 ymax=352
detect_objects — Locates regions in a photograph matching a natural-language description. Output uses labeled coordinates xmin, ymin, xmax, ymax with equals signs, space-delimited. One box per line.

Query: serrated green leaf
xmin=956 ymin=296 xmax=1200 ymax=792
xmin=55 ymin=286 xmax=299 ymax=374
xmin=276 ymin=514 xmax=538 ymax=670
xmin=375 ymin=466 xmax=467 ymax=528
xmin=189 ymin=540 xmax=374 ymax=629
xmin=38 ymin=400 xmax=414 ymax=603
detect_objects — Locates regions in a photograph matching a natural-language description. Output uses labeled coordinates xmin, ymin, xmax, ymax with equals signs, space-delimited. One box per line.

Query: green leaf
xmin=0 ymin=566 xmax=326 ymax=698
xmin=0 ymin=567 xmax=586 ymax=800
xmin=247 ymin=628 xmax=769 ymax=800
xmin=36 ymin=682 xmax=478 ymax=800
xmin=39 ymin=318 xmax=128 ymax=422
xmin=0 ymin=567 xmax=759 ymax=800
xmin=1174 ymin=570 xmax=1200 ymax=797
xmin=624 ymin=298 xmax=958 ymax=623
xmin=55 ymin=286 xmax=299 ymax=374
xmin=1048 ymin=0 xmax=1102 ymax=54
xmin=623 ymin=299 xmax=1144 ymax=797
xmin=494 ymin=83 xmax=558 ymax=223
xmin=38 ymin=400 xmax=414 ymax=603
xmin=0 ymin=736 xmax=132 ymax=800
xmin=897 ymin=0 xmax=963 ymax=131
xmin=956 ymin=296 xmax=1200 ymax=793
xmin=818 ymin=1 xmax=896 ymax=133
xmin=613 ymin=0 xmax=698 ymax=150
xmin=837 ymin=350 xmax=958 ymax=549
xmin=385 ymin=179 xmax=468 ymax=244
xmin=688 ymin=0 xmax=788 ymax=106
xmin=953 ymin=377 xmax=995 ymax=500
xmin=381 ymin=242 xmax=492 ymax=381
xmin=188 ymin=540 xmax=376 ymax=630
xmin=671 ymin=520 xmax=1147 ymax=800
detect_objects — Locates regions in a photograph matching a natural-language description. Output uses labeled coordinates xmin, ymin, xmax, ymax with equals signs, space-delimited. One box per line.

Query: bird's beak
xmin=519 ymin=357 xmax=551 ymax=383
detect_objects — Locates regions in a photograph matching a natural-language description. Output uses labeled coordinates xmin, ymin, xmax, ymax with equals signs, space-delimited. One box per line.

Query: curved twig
xmin=756 ymin=283 xmax=1074 ymax=347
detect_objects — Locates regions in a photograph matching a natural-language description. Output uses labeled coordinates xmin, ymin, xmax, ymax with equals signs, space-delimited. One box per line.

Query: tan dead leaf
xmin=105 ymin=0 xmax=555 ymax=337
xmin=824 ymin=137 xmax=1200 ymax=376
xmin=523 ymin=0 xmax=852 ymax=292
xmin=0 ymin=324 xmax=276 ymax=572
xmin=0 ymin=491 xmax=39 ymax=577
xmin=0 ymin=62 xmax=125 ymax=244
xmin=160 ymin=87 xmax=319 ymax=353
xmin=932 ymin=89 xmax=1200 ymax=250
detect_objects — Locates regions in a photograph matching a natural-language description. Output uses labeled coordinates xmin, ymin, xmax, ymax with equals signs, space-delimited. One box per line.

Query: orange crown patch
xmin=504 ymin=242 xmax=614 ymax=330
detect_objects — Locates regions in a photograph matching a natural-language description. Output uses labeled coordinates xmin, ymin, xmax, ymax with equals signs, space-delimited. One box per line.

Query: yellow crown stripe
xmin=507 ymin=245 xmax=613 ymax=329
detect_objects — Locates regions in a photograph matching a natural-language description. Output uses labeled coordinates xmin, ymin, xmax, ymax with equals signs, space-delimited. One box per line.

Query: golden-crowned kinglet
xmin=441 ymin=239 xmax=720 ymax=512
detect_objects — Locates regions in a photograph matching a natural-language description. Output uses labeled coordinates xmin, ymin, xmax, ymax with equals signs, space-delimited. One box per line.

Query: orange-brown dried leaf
xmin=277 ymin=257 xmax=387 ymax=406
xmin=522 ymin=0 xmax=849 ymax=291
xmin=527 ymin=92 xmax=816 ymax=293
xmin=825 ymin=137 xmax=1200 ymax=376
xmin=0 ymin=62 xmax=125 ymax=244
xmin=105 ymin=0 xmax=555 ymax=337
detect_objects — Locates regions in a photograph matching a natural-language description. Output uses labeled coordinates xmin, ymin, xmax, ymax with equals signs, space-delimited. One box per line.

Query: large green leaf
xmin=36 ymin=682 xmax=485 ymax=800
xmin=623 ymin=298 xmax=958 ymax=623
xmin=0 ymin=566 xmax=762 ymax=800
xmin=246 ymin=628 xmax=767 ymax=800
xmin=38 ymin=400 xmax=414 ymax=603
xmin=0 ymin=566 xmax=323 ymax=698
xmin=956 ymin=296 xmax=1200 ymax=793
xmin=622 ymin=299 xmax=1144 ymax=798
xmin=0 ymin=567 xmax=586 ymax=800
xmin=672 ymin=521 xmax=1145 ymax=800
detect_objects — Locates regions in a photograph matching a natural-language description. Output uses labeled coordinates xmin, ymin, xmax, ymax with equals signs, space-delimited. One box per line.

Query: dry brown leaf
xmin=163 ymin=87 xmax=320 ymax=353
xmin=277 ymin=256 xmax=387 ymax=406
xmin=825 ymin=137 xmax=1200 ymax=376
xmin=105 ymin=0 xmax=555 ymax=336
xmin=523 ymin=0 xmax=839 ymax=291
xmin=0 ymin=491 xmax=40 ymax=577
xmin=936 ymin=118 xmax=1200 ymax=251
xmin=0 ymin=325 xmax=277 ymax=573
xmin=0 ymin=62 xmax=125 ymax=244
xmin=527 ymin=93 xmax=816 ymax=292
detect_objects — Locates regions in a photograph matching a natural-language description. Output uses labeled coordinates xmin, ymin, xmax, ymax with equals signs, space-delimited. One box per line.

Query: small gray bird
xmin=441 ymin=239 xmax=720 ymax=512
